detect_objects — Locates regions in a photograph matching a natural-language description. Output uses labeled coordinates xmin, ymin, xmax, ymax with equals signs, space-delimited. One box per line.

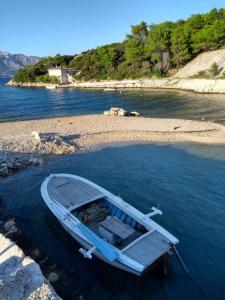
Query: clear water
xmin=1 ymin=143 xmax=225 ymax=300
xmin=2 ymin=78 xmax=225 ymax=124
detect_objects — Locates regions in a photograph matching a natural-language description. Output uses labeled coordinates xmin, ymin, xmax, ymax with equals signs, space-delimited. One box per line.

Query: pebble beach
xmin=1 ymin=114 xmax=225 ymax=157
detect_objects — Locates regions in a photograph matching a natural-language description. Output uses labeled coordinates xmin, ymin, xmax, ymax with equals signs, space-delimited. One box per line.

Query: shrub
xmin=191 ymin=70 xmax=209 ymax=78
xmin=209 ymin=62 xmax=220 ymax=76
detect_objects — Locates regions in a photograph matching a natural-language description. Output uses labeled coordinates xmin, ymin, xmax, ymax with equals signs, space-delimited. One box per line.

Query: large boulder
xmin=103 ymin=107 xmax=140 ymax=117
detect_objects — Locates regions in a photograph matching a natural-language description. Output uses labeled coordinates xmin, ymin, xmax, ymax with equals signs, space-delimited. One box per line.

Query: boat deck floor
xmin=122 ymin=230 xmax=170 ymax=268
xmin=88 ymin=220 xmax=143 ymax=249
xmin=47 ymin=176 xmax=104 ymax=210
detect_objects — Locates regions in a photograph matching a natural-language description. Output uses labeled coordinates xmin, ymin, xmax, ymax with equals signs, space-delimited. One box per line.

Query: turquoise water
xmin=1 ymin=143 xmax=225 ymax=300
xmin=2 ymin=78 xmax=225 ymax=123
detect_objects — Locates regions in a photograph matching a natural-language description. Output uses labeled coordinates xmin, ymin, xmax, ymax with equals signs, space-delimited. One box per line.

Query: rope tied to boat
xmin=170 ymin=243 xmax=211 ymax=300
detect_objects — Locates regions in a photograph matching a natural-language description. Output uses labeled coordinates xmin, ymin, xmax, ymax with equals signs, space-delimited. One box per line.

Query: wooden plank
xmin=123 ymin=231 xmax=170 ymax=267
xmin=47 ymin=176 xmax=104 ymax=209
xmin=100 ymin=216 xmax=135 ymax=240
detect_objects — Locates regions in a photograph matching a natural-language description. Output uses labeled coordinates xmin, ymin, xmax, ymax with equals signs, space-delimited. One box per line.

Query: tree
xmin=171 ymin=25 xmax=191 ymax=66
xmin=146 ymin=22 xmax=174 ymax=75
xmin=191 ymin=19 xmax=225 ymax=52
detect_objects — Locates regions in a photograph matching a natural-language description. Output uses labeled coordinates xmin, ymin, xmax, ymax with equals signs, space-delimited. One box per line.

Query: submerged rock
xmin=48 ymin=272 xmax=60 ymax=283
xmin=0 ymin=166 xmax=9 ymax=177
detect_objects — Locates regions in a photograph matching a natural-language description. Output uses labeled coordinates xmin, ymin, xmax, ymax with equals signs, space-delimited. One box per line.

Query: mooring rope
xmin=171 ymin=244 xmax=211 ymax=300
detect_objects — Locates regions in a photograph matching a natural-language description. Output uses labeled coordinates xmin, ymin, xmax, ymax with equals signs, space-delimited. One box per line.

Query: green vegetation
xmin=209 ymin=62 xmax=220 ymax=76
xmin=14 ymin=55 xmax=73 ymax=83
xmin=191 ymin=62 xmax=222 ymax=78
xmin=14 ymin=8 xmax=225 ymax=83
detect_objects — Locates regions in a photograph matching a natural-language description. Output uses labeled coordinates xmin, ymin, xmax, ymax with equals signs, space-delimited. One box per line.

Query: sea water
xmin=2 ymin=78 xmax=225 ymax=124
xmin=1 ymin=142 xmax=225 ymax=300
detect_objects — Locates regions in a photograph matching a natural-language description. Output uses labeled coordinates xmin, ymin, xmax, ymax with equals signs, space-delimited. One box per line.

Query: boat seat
xmin=120 ymin=212 xmax=127 ymax=222
xmin=104 ymin=200 xmax=137 ymax=228
xmin=115 ymin=209 xmax=122 ymax=219
xmin=125 ymin=215 xmax=132 ymax=225
xmin=130 ymin=219 xmax=136 ymax=228
xmin=111 ymin=206 xmax=117 ymax=216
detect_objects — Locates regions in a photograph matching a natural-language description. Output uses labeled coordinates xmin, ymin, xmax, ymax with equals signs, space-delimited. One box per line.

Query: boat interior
xmin=47 ymin=176 xmax=172 ymax=267
xmin=71 ymin=198 xmax=147 ymax=249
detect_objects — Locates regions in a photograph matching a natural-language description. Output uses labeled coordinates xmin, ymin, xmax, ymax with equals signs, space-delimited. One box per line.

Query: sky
xmin=1 ymin=0 xmax=225 ymax=57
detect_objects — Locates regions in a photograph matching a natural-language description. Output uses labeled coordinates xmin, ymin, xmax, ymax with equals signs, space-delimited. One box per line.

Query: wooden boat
xmin=41 ymin=174 xmax=178 ymax=276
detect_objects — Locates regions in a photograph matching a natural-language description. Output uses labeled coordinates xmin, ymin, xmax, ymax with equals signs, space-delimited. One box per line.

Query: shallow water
xmin=1 ymin=142 xmax=225 ymax=300
xmin=2 ymin=78 xmax=225 ymax=124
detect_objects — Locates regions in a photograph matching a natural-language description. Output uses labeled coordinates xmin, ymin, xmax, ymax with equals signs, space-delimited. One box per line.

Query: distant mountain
xmin=0 ymin=51 xmax=41 ymax=78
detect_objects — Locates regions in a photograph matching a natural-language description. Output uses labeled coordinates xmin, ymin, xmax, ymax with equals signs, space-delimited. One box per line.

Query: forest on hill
xmin=14 ymin=8 xmax=225 ymax=83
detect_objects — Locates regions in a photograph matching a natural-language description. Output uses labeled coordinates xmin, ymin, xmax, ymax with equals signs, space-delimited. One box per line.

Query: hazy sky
xmin=1 ymin=0 xmax=225 ymax=56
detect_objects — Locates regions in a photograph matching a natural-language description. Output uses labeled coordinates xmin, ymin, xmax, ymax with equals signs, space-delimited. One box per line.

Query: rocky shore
xmin=0 ymin=233 xmax=61 ymax=300
xmin=7 ymin=78 xmax=225 ymax=94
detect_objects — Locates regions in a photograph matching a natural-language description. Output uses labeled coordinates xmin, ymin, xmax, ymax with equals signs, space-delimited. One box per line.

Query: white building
xmin=48 ymin=67 xmax=74 ymax=84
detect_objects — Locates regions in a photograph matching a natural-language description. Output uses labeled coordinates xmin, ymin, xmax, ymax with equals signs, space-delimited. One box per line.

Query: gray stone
xmin=0 ymin=166 xmax=9 ymax=177
xmin=130 ymin=111 xmax=141 ymax=117
xmin=48 ymin=272 xmax=60 ymax=283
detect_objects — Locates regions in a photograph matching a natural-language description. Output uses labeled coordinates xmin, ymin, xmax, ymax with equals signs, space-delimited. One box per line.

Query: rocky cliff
xmin=0 ymin=51 xmax=40 ymax=77
xmin=174 ymin=49 xmax=225 ymax=78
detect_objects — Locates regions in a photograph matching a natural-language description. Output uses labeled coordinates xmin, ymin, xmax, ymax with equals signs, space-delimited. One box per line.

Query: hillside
xmin=12 ymin=8 xmax=225 ymax=83
xmin=0 ymin=51 xmax=40 ymax=77
xmin=174 ymin=49 xmax=225 ymax=78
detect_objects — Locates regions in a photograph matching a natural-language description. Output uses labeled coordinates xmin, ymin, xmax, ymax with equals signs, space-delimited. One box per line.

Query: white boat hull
xmin=41 ymin=174 xmax=178 ymax=276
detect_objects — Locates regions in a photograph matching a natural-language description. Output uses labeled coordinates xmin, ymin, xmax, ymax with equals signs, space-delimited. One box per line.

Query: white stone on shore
xmin=103 ymin=107 xmax=140 ymax=117
xmin=32 ymin=131 xmax=41 ymax=143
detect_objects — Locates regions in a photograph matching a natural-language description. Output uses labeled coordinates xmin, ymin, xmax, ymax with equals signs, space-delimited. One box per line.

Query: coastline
xmin=7 ymin=78 xmax=225 ymax=94
xmin=1 ymin=113 xmax=225 ymax=178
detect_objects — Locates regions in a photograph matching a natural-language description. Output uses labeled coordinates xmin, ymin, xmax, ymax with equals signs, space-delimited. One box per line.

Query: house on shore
xmin=48 ymin=67 xmax=74 ymax=84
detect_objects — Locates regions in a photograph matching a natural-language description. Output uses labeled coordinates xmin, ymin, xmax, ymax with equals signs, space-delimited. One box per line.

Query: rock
xmin=29 ymin=247 xmax=42 ymax=261
xmin=110 ymin=107 xmax=120 ymax=112
xmin=29 ymin=157 xmax=44 ymax=166
xmin=32 ymin=131 xmax=41 ymax=143
xmin=0 ymin=166 xmax=9 ymax=177
xmin=38 ymin=256 xmax=49 ymax=266
xmin=103 ymin=107 xmax=140 ymax=117
xmin=15 ymin=162 xmax=24 ymax=170
xmin=0 ymin=234 xmax=61 ymax=300
xmin=48 ymin=272 xmax=60 ymax=283
xmin=130 ymin=111 xmax=140 ymax=117
xmin=0 ymin=162 xmax=7 ymax=168
xmin=118 ymin=109 xmax=127 ymax=116
xmin=6 ymin=161 xmax=14 ymax=169
xmin=3 ymin=219 xmax=16 ymax=231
